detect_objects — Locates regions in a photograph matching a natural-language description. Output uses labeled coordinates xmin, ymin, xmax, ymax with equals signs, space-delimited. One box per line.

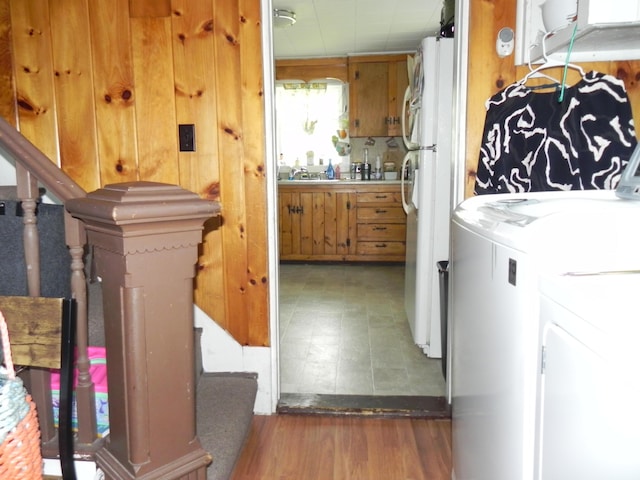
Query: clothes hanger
xmin=519 ymin=26 xmax=584 ymax=99
xmin=521 ymin=41 xmax=561 ymax=87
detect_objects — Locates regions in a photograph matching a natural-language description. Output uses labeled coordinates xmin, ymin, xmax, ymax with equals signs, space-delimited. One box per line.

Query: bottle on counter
xmin=374 ymin=155 xmax=382 ymax=180
xmin=362 ymin=148 xmax=371 ymax=181
xmin=335 ymin=164 xmax=341 ymax=180
xmin=326 ymin=159 xmax=335 ymax=180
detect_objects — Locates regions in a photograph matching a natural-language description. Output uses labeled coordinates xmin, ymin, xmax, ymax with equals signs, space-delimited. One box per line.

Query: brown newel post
xmin=67 ymin=182 xmax=220 ymax=480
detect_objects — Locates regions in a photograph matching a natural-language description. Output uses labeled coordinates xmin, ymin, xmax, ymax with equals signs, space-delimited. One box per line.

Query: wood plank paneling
xmin=10 ymin=0 xmax=59 ymax=165
xmin=212 ymin=0 xmax=246 ymax=338
xmin=324 ymin=192 xmax=337 ymax=253
xmin=238 ymin=0 xmax=268 ymax=345
xmin=130 ymin=16 xmax=179 ymax=184
xmin=129 ymin=0 xmax=171 ymax=18
xmin=2 ymin=0 xmax=269 ymax=348
xmin=336 ymin=192 xmax=351 ymax=255
xmin=300 ymin=192 xmax=313 ymax=255
xmin=171 ymin=0 xmax=219 ymax=192
xmin=465 ymin=0 xmax=640 ymax=199
xmin=0 ymin=0 xmax=16 ymax=125
xmin=312 ymin=192 xmax=325 ymax=255
xmin=49 ymin=0 xmax=100 ymax=191
xmin=89 ymin=0 xmax=139 ymax=185
xmin=171 ymin=0 xmax=226 ymax=333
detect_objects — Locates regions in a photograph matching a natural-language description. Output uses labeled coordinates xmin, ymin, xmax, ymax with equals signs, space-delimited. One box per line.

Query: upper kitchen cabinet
xmin=348 ymin=54 xmax=409 ymax=138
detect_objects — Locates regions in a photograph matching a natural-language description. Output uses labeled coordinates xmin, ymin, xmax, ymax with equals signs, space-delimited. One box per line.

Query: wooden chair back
xmin=0 ymin=295 xmax=77 ymax=480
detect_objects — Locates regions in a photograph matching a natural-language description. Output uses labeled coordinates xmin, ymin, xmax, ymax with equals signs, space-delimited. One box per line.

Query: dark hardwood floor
xmin=231 ymin=414 xmax=452 ymax=479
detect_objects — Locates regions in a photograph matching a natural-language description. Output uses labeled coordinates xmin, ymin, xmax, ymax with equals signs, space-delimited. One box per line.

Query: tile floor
xmin=278 ymin=263 xmax=446 ymax=397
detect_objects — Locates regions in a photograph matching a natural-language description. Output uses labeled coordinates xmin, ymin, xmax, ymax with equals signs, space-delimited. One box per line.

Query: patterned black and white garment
xmin=474 ymin=71 xmax=637 ymax=195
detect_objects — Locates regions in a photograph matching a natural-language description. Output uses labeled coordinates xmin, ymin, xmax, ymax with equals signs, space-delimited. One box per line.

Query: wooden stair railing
xmin=2 ymin=116 xmax=221 ymax=479
xmin=0 ymin=116 xmax=101 ymax=456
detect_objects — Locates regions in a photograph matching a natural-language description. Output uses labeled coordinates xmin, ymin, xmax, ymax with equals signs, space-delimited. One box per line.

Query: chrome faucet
xmin=289 ymin=166 xmax=308 ymax=179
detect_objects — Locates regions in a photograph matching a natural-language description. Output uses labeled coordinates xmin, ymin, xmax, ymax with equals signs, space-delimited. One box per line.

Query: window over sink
xmin=275 ymin=79 xmax=348 ymax=168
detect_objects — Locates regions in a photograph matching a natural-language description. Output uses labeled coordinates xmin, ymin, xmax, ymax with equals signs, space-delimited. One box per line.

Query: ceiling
xmin=271 ymin=0 xmax=448 ymax=59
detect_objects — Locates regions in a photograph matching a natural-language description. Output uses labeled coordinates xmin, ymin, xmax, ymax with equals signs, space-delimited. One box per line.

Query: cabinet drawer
xmin=357 ymin=206 xmax=405 ymax=222
xmin=356 ymin=241 xmax=406 ymax=256
xmin=357 ymin=191 xmax=402 ymax=204
xmin=357 ymin=223 xmax=406 ymax=241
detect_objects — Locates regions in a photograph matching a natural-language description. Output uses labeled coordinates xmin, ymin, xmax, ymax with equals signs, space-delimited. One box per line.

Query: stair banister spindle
xmin=5 ymin=119 xmax=101 ymax=455
xmin=66 ymin=214 xmax=98 ymax=446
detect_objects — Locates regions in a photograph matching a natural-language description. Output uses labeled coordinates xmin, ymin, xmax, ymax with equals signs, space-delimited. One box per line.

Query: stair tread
xmin=197 ymin=372 xmax=258 ymax=480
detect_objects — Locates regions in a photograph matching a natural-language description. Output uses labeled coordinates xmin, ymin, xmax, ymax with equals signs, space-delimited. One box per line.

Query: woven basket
xmin=0 ymin=310 xmax=43 ymax=479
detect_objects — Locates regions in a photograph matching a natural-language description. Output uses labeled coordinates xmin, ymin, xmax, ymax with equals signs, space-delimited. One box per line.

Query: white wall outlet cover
xmin=496 ymin=27 xmax=515 ymax=57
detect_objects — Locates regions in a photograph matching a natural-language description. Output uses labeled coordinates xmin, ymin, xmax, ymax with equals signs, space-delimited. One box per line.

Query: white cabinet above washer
xmin=516 ymin=0 xmax=640 ymax=65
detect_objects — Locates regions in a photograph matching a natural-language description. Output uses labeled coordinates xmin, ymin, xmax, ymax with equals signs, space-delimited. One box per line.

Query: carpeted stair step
xmin=196 ymin=372 xmax=258 ymax=480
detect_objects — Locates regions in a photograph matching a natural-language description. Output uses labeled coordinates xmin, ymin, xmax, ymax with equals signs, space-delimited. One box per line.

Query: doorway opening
xmin=277 ymin=262 xmax=446 ymax=414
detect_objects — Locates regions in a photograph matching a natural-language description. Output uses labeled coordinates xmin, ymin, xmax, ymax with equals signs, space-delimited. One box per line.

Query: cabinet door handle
xmin=288 ymin=205 xmax=304 ymax=214
xmin=375 ymin=209 xmax=387 ymax=214
xmin=375 ymin=243 xmax=387 ymax=248
xmin=375 ymin=195 xmax=388 ymax=199
xmin=373 ymin=226 xmax=387 ymax=231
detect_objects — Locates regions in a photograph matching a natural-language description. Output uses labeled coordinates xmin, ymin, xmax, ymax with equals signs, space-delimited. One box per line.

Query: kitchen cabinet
xmin=355 ymin=188 xmax=406 ymax=260
xmin=279 ymin=186 xmax=356 ymax=261
xmin=278 ymin=183 xmax=405 ymax=262
xmin=348 ymin=55 xmax=409 ymax=138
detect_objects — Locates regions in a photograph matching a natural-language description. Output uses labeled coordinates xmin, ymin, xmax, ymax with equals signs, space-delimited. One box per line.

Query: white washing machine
xmin=537 ymin=273 xmax=640 ymax=479
xmin=450 ymin=189 xmax=640 ymax=480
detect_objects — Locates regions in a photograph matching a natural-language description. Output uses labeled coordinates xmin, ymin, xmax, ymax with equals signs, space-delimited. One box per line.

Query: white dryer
xmin=450 ymin=189 xmax=640 ymax=480
xmin=537 ymin=273 xmax=640 ymax=479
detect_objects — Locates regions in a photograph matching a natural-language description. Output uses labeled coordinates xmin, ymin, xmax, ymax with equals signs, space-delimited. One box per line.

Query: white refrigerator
xmin=401 ymin=36 xmax=454 ymax=358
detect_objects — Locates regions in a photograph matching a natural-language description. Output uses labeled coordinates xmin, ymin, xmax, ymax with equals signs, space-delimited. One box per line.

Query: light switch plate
xmin=179 ymin=124 xmax=195 ymax=152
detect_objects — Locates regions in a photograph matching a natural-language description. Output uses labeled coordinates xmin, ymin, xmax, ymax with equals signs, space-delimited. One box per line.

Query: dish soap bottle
xmin=326 ymin=159 xmax=335 ymax=180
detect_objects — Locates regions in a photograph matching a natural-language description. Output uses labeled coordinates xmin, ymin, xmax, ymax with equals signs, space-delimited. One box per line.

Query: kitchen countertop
xmin=278 ymin=179 xmax=402 ymax=186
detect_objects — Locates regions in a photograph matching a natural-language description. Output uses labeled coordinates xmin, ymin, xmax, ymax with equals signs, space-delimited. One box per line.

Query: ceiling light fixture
xmin=273 ymin=9 xmax=296 ymax=28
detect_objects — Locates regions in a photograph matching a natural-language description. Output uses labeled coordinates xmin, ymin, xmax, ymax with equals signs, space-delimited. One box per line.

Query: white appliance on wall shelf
xmin=515 ymin=0 xmax=640 ymax=65
xmin=400 ymin=37 xmax=454 ymax=358
xmin=450 ymin=186 xmax=640 ymax=480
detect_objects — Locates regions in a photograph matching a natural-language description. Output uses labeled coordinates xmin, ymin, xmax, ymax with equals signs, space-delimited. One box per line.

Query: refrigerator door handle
xmin=401 ymin=86 xmax=417 ymax=150
xmin=401 ymin=152 xmax=413 ymax=214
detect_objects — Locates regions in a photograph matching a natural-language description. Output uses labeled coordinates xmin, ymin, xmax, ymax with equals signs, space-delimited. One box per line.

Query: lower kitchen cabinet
xmin=279 ymin=188 xmax=356 ymax=260
xmin=355 ymin=189 xmax=406 ymax=261
xmin=278 ymin=183 xmax=405 ymax=262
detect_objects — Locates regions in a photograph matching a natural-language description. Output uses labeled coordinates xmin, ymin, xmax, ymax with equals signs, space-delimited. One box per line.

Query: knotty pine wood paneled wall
xmin=0 ymin=0 xmax=269 ymax=347
xmin=465 ymin=0 xmax=640 ymax=199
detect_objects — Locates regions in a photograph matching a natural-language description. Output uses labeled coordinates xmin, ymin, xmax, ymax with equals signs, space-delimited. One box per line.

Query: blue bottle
xmin=326 ymin=159 xmax=335 ymax=180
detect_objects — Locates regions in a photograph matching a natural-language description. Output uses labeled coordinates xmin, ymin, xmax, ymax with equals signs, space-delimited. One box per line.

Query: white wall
xmin=0 ymin=149 xmax=16 ymax=185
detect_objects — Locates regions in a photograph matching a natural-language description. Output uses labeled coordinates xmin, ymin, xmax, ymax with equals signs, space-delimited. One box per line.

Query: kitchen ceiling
xmin=272 ymin=0 xmax=447 ymax=59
